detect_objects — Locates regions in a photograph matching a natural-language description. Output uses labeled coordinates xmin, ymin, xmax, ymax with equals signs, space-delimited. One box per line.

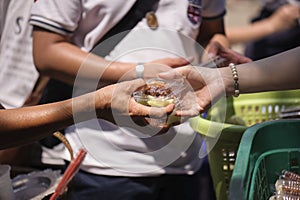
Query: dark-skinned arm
xmin=0 ymin=79 xmax=174 ymax=149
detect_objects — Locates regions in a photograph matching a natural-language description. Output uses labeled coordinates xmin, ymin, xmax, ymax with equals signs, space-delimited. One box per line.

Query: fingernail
xmin=207 ymin=53 xmax=215 ymax=59
xmin=158 ymin=71 xmax=169 ymax=76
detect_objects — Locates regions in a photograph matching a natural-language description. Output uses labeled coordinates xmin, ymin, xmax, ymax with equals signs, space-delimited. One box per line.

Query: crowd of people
xmin=0 ymin=0 xmax=299 ymax=199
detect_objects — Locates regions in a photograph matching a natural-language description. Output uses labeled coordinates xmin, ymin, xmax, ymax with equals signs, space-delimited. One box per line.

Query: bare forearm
xmin=222 ymin=47 xmax=300 ymax=95
xmin=0 ymin=102 xmax=73 ymax=149
xmin=0 ymin=90 xmax=108 ymax=149
xmin=226 ymin=19 xmax=274 ymax=44
xmin=32 ymin=29 xmax=135 ymax=86
xmin=226 ymin=4 xmax=300 ymax=45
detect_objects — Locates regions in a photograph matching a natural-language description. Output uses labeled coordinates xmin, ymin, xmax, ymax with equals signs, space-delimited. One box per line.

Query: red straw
xmin=50 ymin=148 xmax=87 ymax=200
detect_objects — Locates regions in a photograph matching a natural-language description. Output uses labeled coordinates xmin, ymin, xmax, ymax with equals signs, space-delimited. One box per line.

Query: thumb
xmin=205 ymin=41 xmax=223 ymax=58
xmin=158 ymin=70 xmax=182 ymax=80
xmin=121 ymin=79 xmax=146 ymax=93
xmin=158 ymin=71 xmax=173 ymax=79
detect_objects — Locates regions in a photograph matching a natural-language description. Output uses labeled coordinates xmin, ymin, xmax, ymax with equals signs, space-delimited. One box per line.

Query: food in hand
xmin=133 ymin=78 xmax=185 ymax=126
xmin=135 ymin=79 xmax=176 ymax=107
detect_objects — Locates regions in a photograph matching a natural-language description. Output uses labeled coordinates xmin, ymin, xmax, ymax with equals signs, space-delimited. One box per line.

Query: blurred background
xmin=225 ymin=0 xmax=261 ymax=53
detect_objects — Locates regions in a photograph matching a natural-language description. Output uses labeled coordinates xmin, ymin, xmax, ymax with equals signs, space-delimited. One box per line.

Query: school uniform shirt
xmin=0 ymin=0 xmax=39 ymax=108
xmin=30 ymin=0 xmax=226 ymax=176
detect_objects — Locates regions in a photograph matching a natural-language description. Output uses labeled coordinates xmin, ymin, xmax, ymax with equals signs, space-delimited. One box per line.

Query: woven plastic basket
xmin=189 ymin=89 xmax=300 ymax=200
xmin=228 ymin=119 xmax=300 ymax=200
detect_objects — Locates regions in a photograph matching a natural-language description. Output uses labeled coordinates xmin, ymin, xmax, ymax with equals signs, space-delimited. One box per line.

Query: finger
xmin=158 ymin=67 xmax=187 ymax=80
xmin=129 ymin=78 xmax=146 ymax=88
xmin=238 ymin=55 xmax=252 ymax=64
xmin=158 ymin=70 xmax=181 ymax=79
xmin=197 ymin=97 xmax=212 ymax=113
xmin=229 ymin=50 xmax=252 ymax=64
xmin=158 ymin=57 xmax=192 ymax=67
xmin=172 ymin=57 xmax=194 ymax=66
xmin=123 ymin=79 xmax=146 ymax=92
xmin=158 ymin=124 xmax=172 ymax=131
xmin=175 ymin=104 xmax=202 ymax=117
xmin=175 ymin=110 xmax=199 ymax=117
xmin=206 ymin=41 xmax=222 ymax=57
xmin=148 ymin=104 xmax=175 ymax=118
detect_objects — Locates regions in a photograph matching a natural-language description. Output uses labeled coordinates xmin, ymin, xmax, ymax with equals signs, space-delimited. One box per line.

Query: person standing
xmin=0 ymin=0 xmax=40 ymax=108
xmin=243 ymin=0 xmax=300 ymax=60
xmin=0 ymin=0 xmax=46 ymax=170
xmin=29 ymin=0 xmax=249 ymax=199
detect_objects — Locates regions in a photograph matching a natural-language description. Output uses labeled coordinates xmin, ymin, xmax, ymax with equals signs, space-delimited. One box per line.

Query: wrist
xmin=95 ymin=85 xmax=114 ymax=109
xmin=229 ymin=63 xmax=240 ymax=97
xmin=105 ymin=61 xmax=136 ymax=81
xmin=70 ymin=92 xmax=98 ymax=122
xmin=220 ymin=67 xmax=236 ymax=96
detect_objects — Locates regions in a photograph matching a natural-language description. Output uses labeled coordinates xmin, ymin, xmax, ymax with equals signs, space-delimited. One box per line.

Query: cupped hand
xmin=111 ymin=79 xmax=174 ymax=118
xmin=97 ymin=79 xmax=175 ymax=133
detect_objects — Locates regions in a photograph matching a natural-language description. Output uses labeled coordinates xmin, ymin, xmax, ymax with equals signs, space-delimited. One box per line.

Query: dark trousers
xmin=66 ymin=157 xmax=215 ymax=200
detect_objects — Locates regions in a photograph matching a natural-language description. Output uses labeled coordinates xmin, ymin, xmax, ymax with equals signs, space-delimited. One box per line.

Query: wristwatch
xmin=136 ymin=63 xmax=144 ymax=78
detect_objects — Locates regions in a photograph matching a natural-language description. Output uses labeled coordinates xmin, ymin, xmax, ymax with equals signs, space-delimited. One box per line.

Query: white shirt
xmin=0 ymin=0 xmax=39 ymax=108
xmin=30 ymin=0 xmax=225 ymax=176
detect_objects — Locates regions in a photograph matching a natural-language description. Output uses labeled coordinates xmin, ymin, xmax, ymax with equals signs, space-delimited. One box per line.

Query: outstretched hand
xmin=159 ymin=66 xmax=228 ymax=116
xmin=205 ymin=41 xmax=252 ymax=65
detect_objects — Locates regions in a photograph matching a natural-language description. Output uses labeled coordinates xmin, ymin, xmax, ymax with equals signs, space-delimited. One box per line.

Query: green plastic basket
xmin=228 ymin=119 xmax=300 ymax=200
xmin=189 ymin=90 xmax=300 ymax=200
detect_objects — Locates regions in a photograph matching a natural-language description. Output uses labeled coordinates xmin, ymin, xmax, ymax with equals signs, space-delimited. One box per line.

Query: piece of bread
xmin=136 ymin=79 xmax=176 ymax=107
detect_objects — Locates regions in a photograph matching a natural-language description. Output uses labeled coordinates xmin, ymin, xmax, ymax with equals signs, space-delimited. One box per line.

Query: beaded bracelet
xmin=229 ymin=63 xmax=240 ymax=97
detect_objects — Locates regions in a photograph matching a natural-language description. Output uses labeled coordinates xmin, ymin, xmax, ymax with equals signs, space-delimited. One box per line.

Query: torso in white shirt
xmin=30 ymin=0 xmax=225 ymax=176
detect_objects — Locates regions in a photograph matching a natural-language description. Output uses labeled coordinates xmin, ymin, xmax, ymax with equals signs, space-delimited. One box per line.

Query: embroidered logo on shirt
xmin=187 ymin=0 xmax=202 ymax=25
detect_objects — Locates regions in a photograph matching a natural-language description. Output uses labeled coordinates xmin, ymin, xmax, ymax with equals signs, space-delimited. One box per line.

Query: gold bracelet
xmin=229 ymin=63 xmax=240 ymax=97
